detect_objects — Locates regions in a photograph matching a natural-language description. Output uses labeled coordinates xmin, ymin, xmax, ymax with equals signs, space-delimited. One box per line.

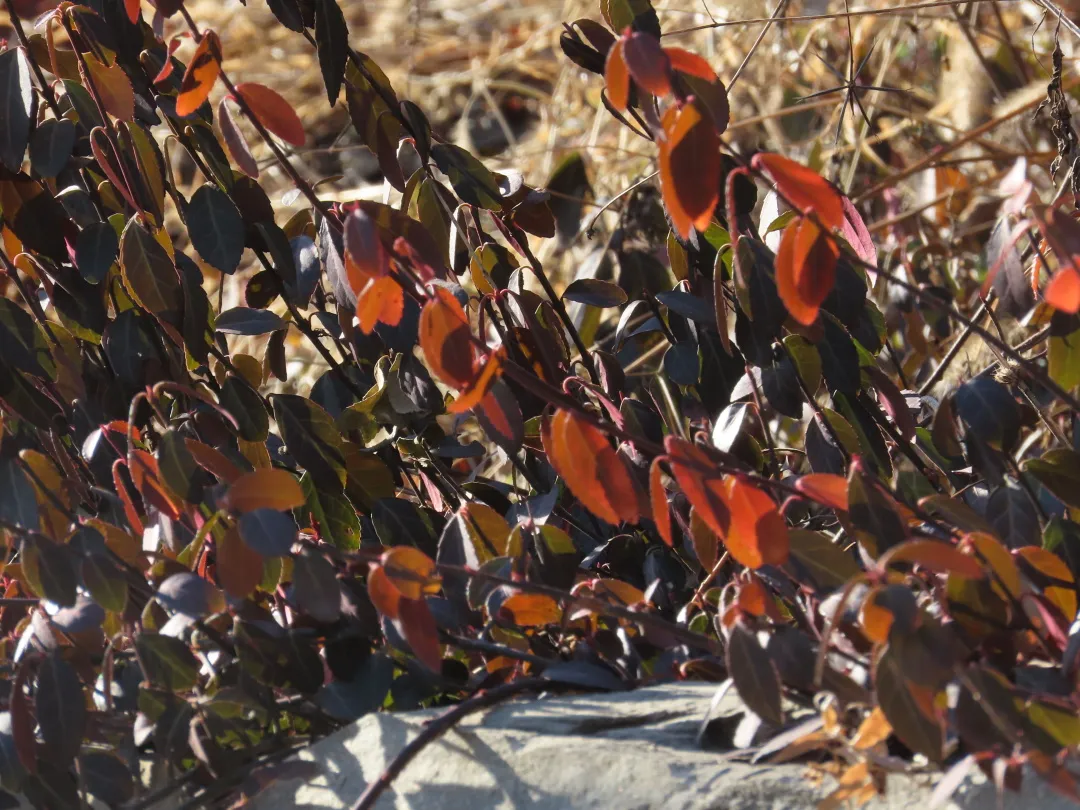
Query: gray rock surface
xmin=248 ymin=682 xmax=1077 ymax=810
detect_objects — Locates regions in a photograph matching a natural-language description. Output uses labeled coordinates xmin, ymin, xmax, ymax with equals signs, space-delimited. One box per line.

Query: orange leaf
xmin=879 ymin=539 xmax=985 ymax=579
xmin=545 ymin=409 xmax=642 ymax=526
xmin=604 ymin=40 xmax=630 ymax=111
xmin=689 ymin=509 xmax=719 ymax=571
xmin=356 ymin=276 xmax=404 ymax=334
xmin=659 ymin=100 xmax=720 ymax=239
xmin=860 ymin=586 xmax=893 ymax=644
xmin=622 ymin=31 xmax=671 ymax=97
xmin=775 ymin=215 xmax=838 ymax=326
xmin=650 ymin=459 xmax=673 ymax=546
xmin=1016 ymin=547 xmax=1077 ymax=621
xmin=962 ymin=532 xmax=1021 ymax=598
xmin=498 ymin=592 xmax=563 ymax=626
xmin=752 ymin=152 xmax=844 ymax=231
xmin=795 ymin=473 xmax=848 ymax=511
xmin=722 ymin=477 xmax=789 ymax=568
xmin=446 ymin=349 xmax=504 ymax=414
xmin=398 ymin=597 xmax=442 ymax=671
xmin=81 ymin=54 xmax=135 ymax=122
xmin=125 ymin=0 xmax=140 ymax=23
xmin=1045 ymin=267 xmax=1080 ymax=313
xmin=367 ymin=563 xmax=402 ymax=619
xmin=130 ymin=450 xmax=181 ymax=520
xmin=737 ymin=575 xmax=770 ymax=616
xmin=217 ymin=524 xmax=263 ymax=597
xmin=381 ymin=547 xmax=440 ymax=600
xmin=589 ymin=578 xmax=647 ymax=606
xmin=223 ymin=468 xmax=305 ymax=513
xmin=419 ymin=287 xmax=477 ymax=389
xmin=663 ymin=436 xmax=730 ymax=540
xmin=175 ymin=30 xmax=221 ymax=117
xmin=233 ymin=82 xmax=305 ymax=147
xmin=664 ymin=47 xmax=716 ymax=81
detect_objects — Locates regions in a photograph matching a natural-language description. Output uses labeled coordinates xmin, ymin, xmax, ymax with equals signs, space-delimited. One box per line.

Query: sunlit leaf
xmin=751 ymin=152 xmax=844 ymax=231
xmin=175 ymin=31 xmax=221 ymax=117
xmin=233 ymin=82 xmax=306 ymax=147
xmin=223 ymin=468 xmax=305 ymax=513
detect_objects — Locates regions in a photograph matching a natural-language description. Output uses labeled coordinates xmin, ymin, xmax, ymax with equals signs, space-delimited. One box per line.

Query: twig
xmin=728 ymin=0 xmax=790 ymax=90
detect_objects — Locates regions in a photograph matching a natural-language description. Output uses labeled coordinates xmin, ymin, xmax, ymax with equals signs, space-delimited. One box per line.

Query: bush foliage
xmin=1 ymin=0 xmax=1080 ymax=807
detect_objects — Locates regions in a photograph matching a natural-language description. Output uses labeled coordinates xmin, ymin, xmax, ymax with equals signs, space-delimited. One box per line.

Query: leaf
xmin=688 ymin=509 xmax=719 ymax=571
xmin=156 ymin=573 xmax=224 ymax=618
xmin=987 ymin=216 xmax=1033 ymax=315
xmin=175 ymin=30 xmax=221 ymax=117
xmin=136 ymin=633 xmax=200 ymax=692
xmin=752 ymin=153 xmax=844 ymax=232
xmin=344 ymin=208 xmax=388 ymax=291
xmin=795 ymin=473 xmax=848 ymax=511
xmin=36 ymin=652 xmax=85 ymax=765
xmin=603 ymin=40 xmax=630 ymax=111
xmin=217 ymin=99 xmax=258 ymax=178
xmin=224 ymin=469 xmax=306 ymax=513
xmin=119 ymin=218 xmax=183 ymax=329
xmin=665 ymin=47 xmax=716 ymax=82
xmin=0 ymin=459 xmax=39 ymax=531
xmin=658 ymin=99 xmax=720 ymax=239
xmin=316 ymin=653 xmax=394 ymax=720
xmin=80 ymin=53 xmax=134 ymax=122
xmin=187 ymin=185 xmax=245 ymax=274
xmin=847 ymin=464 xmax=906 ymax=558
xmin=300 ymin=472 xmax=362 ymax=550
xmin=664 ymin=436 xmax=730 ymax=541
xmin=381 ymin=546 xmax=440 ymax=600
xmin=879 ymin=539 xmax=985 ymax=579
xmin=621 ymin=31 xmax=671 ymax=97
xmin=75 ymin=221 xmax=119 ymax=285
xmin=785 ymin=529 xmax=860 ymax=592
xmin=986 ymin=483 xmax=1040 ymax=549
xmin=0 ymin=48 xmax=33 ymax=172
xmin=238 ymin=509 xmax=298 ymax=557
xmin=562 ymin=278 xmax=628 ymax=308
xmin=217 ymin=523 xmax=263 ymax=597
xmin=1025 ymin=449 xmax=1080 ymax=510
xmin=233 ymin=83 xmax=305 ymax=147
xmin=498 ymin=592 xmax=563 ymax=626
xmin=650 ymin=459 xmax=673 ymax=546
xmin=29 ymin=118 xmax=76 ymax=178
xmin=1046 ymin=267 xmax=1080 ymax=313
xmin=430 ymin=143 xmax=503 ymax=209
xmin=356 ymin=276 xmax=404 ymax=335
xmin=314 ymin=0 xmax=349 ymax=103
xmin=215 ymin=306 xmax=288 ymax=335
xmin=367 ymin=564 xmax=402 ymax=619
xmin=272 ymin=395 xmax=347 ymax=491
xmin=291 ymin=549 xmax=342 ymax=623
xmin=722 ymin=477 xmax=789 ymax=568
xmin=873 ymin=643 xmax=944 ymax=762
xmin=954 ymin=377 xmax=1020 ymax=451
xmin=543 ymin=409 xmax=643 ymax=526
xmin=774 ymin=215 xmax=838 ymax=326
xmin=839 ymin=196 xmax=876 ymax=268
xmin=397 ymin=597 xmax=442 ymax=671
xmin=727 ymin=620 xmax=783 ymax=725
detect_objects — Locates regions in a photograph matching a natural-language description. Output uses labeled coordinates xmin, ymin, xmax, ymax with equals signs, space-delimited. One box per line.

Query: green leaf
xmin=0 ymin=48 xmax=33 ymax=173
xmin=156 ymin=428 xmax=203 ymax=504
xmin=81 ymin=554 xmax=128 ymax=613
xmin=273 ymin=395 xmax=347 ymax=490
xmin=298 ymin=472 xmax=360 ymax=550
xmin=135 ymin=633 xmax=200 ymax=692
xmin=119 ymin=218 xmax=183 ymax=328
xmin=186 ymin=185 xmax=245 ymax=274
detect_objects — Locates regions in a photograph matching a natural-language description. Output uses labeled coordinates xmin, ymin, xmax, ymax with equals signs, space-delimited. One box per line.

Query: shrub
xmin=0 ymin=0 xmax=1078 ymax=807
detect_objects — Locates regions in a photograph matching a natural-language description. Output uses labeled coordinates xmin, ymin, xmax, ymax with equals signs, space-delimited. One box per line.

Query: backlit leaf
xmin=224 ymin=468 xmax=305 ymax=513
xmin=722 ymin=477 xmax=788 ymax=568
xmin=397 ymin=597 xmax=442 ymax=671
xmin=381 ymin=546 xmax=440 ymax=600
xmin=658 ymin=100 xmax=720 ymax=239
xmin=621 ymin=31 xmax=670 ymax=97
xmin=774 ymin=216 xmax=838 ymax=326
xmin=233 ymin=83 xmax=306 ymax=147
xmin=752 ymin=153 xmax=844 ymax=231
xmin=604 ymin=41 xmax=630 ymax=111
xmin=499 ymin=592 xmax=563 ymax=626
xmin=794 ymin=473 xmax=848 ymax=511
xmin=175 ymin=31 xmax=221 ymax=117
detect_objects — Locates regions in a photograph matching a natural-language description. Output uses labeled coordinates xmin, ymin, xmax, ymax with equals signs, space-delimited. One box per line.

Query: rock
xmin=247 ymin=682 xmax=1075 ymax=810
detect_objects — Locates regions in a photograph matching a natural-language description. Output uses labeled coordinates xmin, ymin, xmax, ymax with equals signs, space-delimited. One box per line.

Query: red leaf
xmin=864 ymin=366 xmax=916 ymax=440
xmin=659 ymin=100 xmax=720 ymax=239
xmin=397 ymin=597 xmax=442 ymax=672
xmin=752 ymin=152 xmax=844 ymax=231
xmin=175 ymin=30 xmax=221 ymax=117
xmin=664 ymin=47 xmax=716 ymax=81
xmin=775 ymin=215 xmax=838 ymax=326
xmin=622 ymin=31 xmax=671 ymax=97
xmin=650 ymin=458 xmax=673 ymax=546
xmin=604 ymin=40 xmax=630 ymax=111
xmin=217 ymin=524 xmax=262 ymax=597
xmin=185 ymin=439 xmax=243 ymax=483
xmin=879 ymin=539 xmax=985 ymax=579
xmin=125 ymin=0 xmax=140 ymax=23
xmin=723 ymin=477 xmax=789 ymax=568
xmin=154 ymin=38 xmax=184 ymax=84
xmin=840 ymin=195 xmax=876 ymax=268
xmin=367 ymin=564 xmax=402 ymax=619
xmin=356 ymin=276 xmax=404 ymax=334
xmin=544 ymin=409 xmax=643 ymax=525
xmin=233 ymin=82 xmax=305 ymax=147
xmin=663 ymin=436 xmax=730 ymax=539
xmin=795 ymin=473 xmax=848 ymax=511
